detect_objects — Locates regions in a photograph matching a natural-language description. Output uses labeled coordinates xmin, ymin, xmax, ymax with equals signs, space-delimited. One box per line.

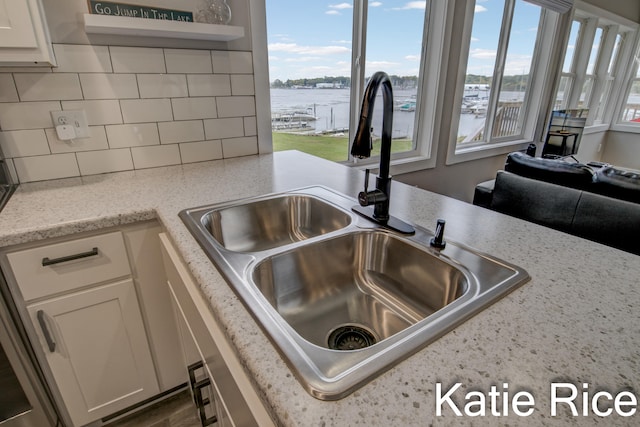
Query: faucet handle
xmin=363 ymin=168 xmax=370 ymax=192
xmin=357 ymin=168 xmax=386 ymax=207
xmin=430 ymin=219 xmax=447 ymax=249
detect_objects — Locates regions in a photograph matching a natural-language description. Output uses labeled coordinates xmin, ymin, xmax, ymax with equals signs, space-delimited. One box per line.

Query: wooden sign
xmin=87 ymin=1 xmax=193 ymax=22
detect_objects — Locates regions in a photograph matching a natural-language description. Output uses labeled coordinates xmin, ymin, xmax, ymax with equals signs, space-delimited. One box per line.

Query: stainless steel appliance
xmin=0 ymin=272 xmax=58 ymax=427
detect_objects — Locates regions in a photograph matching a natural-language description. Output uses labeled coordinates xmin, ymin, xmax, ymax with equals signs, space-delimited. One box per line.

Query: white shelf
xmin=83 ymin=14 xmax=244 ymax=41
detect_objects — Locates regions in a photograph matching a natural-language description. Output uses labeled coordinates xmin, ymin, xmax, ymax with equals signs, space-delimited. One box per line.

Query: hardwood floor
xmin=105 ymin=391 xmax=201 ymax=427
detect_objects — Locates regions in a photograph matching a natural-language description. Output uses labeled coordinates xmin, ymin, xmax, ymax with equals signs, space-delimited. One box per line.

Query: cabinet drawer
xmin=7 ymin=232 xmax=131 ymax=301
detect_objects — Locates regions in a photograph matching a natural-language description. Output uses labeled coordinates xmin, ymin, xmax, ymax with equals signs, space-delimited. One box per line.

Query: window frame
xmin=346 ymin=0 xmax=449 ymax=174
xmin=445 ymin=0 xmax=565 ymax=165
xmin=559 ymin=1 xmax=639 ymax=134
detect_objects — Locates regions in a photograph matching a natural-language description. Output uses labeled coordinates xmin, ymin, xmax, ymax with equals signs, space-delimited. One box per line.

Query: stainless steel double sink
xmin=179 ymin=186 xmax=529 ymax=400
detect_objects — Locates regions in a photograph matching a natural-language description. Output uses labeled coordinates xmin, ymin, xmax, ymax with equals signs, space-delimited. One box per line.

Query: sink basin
xmin=253 ymin=231 xmax=467 ymax=349
xmin=180 ymin=186 xmax=530 ymax=399
xmin=201 ymin=193 xmax=352 ymax=252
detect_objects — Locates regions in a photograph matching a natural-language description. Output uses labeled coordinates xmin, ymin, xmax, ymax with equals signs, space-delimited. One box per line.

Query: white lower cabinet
xmin=159 ymin=232 xmax=275 ymax=427
xmin=26 ymin=279 xmax=159 ymax=426
xmin=0 ymin=222 xmax=186 ymax=427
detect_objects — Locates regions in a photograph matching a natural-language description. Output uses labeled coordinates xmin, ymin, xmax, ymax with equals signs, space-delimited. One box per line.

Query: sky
xmin=265 ymin=0 xmax=545 ymax=83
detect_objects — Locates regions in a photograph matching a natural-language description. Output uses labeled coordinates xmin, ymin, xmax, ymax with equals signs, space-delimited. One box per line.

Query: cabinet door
xmin=0 ymin=0 xmax=38 ymax=48
xmin=27 ymin=280 xmax=159 ymax=427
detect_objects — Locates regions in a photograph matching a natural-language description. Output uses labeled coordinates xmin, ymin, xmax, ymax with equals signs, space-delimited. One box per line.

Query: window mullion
xmin=349 ymin=0 xmax=368 ymax=161
xmin=588 ymin=25 xmax=617 ymax=124
xmin=568 ymin=17 xmax=597 ymax=107
xmin=485 ymin=0 xmax=515 ymax=142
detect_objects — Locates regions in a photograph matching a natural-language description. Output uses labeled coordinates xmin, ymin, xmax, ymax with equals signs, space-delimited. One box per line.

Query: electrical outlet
xmin=50 ymin=110 xmax=90 ymax=138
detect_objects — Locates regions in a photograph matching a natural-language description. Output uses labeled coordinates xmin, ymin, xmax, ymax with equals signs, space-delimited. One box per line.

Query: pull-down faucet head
xmin=350 ymin=71 xmax=393 ymax=173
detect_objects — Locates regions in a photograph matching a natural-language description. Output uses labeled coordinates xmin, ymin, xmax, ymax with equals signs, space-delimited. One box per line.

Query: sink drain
xmin=327 ymin=324 xmax=378 ymax=350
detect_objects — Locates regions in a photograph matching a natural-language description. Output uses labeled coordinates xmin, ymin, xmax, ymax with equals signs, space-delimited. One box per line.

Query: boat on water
xmin=271 ymin=108 xmax=318 ymax=122
xmin=398 ymin=100 xmax=416 ymax=112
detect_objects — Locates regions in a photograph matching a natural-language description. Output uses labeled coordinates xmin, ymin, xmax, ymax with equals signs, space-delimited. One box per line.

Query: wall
xmin=601 ymin=132 xmax=640 ymax=170
xmin=0 ymin=0 xmax=257 ymax=183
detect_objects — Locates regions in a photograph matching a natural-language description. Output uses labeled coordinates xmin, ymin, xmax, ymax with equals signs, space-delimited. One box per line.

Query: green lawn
xmin=272 ymin=132 xmax=413 ymax=162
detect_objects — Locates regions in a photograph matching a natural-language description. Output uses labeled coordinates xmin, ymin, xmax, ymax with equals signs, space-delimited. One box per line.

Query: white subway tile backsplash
xmin=203 ymin=118 xmax=244 ymax=140
xmin=179 ymin=140 xmax=223 ymax=163
xmin=120 ymin=99 xmax=173 ymax=123
xmin=6 ymin=44 xmax=257 ymax=182
xmin=0 ymin=101 xmax=61 ymax=130
xmin=138 ymin=74 xmax=188 ymax=98
xmin=106 ymin=123 xmax=159 ymax=148
xmin=243 ymin=116 xmax=257 ymax=136
xmin=52 ymin=45 xmax=112 ymax=73
xmin=216 ymin=96 xmax=256 ymax=118
xmin=165 ymin=49 xmax=212 ymax=74
xmin=131 ymin=144 xmax=180 ymax=169
xmin=171 ymin=97 xmax=217 ymax=120
xmin=212 ymin=51 xmax=253 ymax=74
xmin=61 ymin=100 xmax=123 ymax=125
xmin=186 ymin=75 xmax=231 ymax=97
xmin=77 ymin=149 xmax=134 ymax=175
xmin=0 ymin=74 xmax=18 ymax=102
xmin=79 ymin=74 xmax=139 ymax=100
xmin=222 ymin=136 xmax=258 ymax=158
xmin=110 ymin=46 xmax=166 ymax=73
xmin=158 ymin=120 xmax=204 ymax=144
xmin=14 ymin=153 xmax=80 ymax=182
xmin=46 ymin=126 xmax=109 ymax=153
xmin=14 ymin=74 xmax=83 ymax=101
xmin=231 ymin=74 xmax=255 ymax=96
xmin=0 ymin=130 xmax=50 ymax=157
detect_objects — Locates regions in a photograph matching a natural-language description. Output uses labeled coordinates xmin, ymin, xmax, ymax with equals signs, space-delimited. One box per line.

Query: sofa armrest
xmin=473 ymin=179 xmax=496 ymax=208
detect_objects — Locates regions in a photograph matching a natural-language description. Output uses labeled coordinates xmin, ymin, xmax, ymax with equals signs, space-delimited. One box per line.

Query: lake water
xmin=270 ymin=88 xmax=524 ymax=139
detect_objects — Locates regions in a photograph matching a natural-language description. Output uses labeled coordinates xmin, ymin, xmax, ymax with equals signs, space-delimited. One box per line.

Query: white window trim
xmin=611 ymin=26 xmax=640 ymax=133
xmin=445 ymin=2 xmax=564 ymax=165
xmin=568 ymin=1 xmax=640 ymax=133
xmin=347 ymin=0 xmax=450 ymax=175
xmin=250 ymin=0 xmax=272 ymax=154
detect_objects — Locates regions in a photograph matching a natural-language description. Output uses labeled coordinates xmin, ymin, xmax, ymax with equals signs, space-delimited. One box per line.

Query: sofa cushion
xmin=504 ymin=151 xmax=595 ymax=190
xmin=490 ymin=171 xmax=581 ymax=232
xmin=592 ymin=166 xmax=640 ymax=204
xmin=571 ymin=191 xmax=640 ymax=255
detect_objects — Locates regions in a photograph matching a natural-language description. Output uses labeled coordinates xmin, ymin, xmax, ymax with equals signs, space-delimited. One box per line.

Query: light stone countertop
xmin=0 ymin=151 xmax=638 ymax=426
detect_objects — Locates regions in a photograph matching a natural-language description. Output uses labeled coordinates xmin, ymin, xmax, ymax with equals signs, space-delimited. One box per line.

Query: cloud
xmin=326 ymin=10 xmax=340 ymax=15
xmin=475 ymin=5 xmax=487 ymax=12
xmin=370 ymin=1 xmax=382 ymax=6
xmin=366 ymin=60 xmax=399 ymax=68
xmin=329 ymin=2 xmax=353 ymax=9
xmin=394 ymin=1 xmax=426 ymax=10
xmin=268 ymin=42 xmax=350 ymax=56
xmin=469 ymin=48 xmax=496 ymax=59
xmin=405 ymin=54 xmax=420 ymax=61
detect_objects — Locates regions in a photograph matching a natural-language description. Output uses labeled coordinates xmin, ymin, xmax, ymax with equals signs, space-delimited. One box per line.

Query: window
xmin=448 ymin=0 xmax=564 ymax=163
xmin=266 ymin=1 xmax=427 ymax=164
xmin=264 ymin=0 xmax=565 ymax=169
xmin=621 ymin=59 xmax=640 ymax=123
xmin=556 ymin=4 xmax=638 ymax=128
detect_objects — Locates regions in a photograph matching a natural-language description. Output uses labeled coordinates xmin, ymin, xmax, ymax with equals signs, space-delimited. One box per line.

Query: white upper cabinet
xmin=0 ymin=0 xmax=56 ymax=65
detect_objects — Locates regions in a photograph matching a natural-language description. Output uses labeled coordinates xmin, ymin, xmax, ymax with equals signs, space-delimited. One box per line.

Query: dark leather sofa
xmin=473 ymin=152 xmax=640 ymax=255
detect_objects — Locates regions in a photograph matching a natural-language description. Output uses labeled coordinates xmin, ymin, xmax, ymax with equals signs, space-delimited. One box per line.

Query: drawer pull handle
xmin=193 ymin=377 xmax=217 ymax=426
xmin=36 ymin=310 xmax=56 ymax=352
xmin=42 ymin=247 xmax=99 ymax=266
